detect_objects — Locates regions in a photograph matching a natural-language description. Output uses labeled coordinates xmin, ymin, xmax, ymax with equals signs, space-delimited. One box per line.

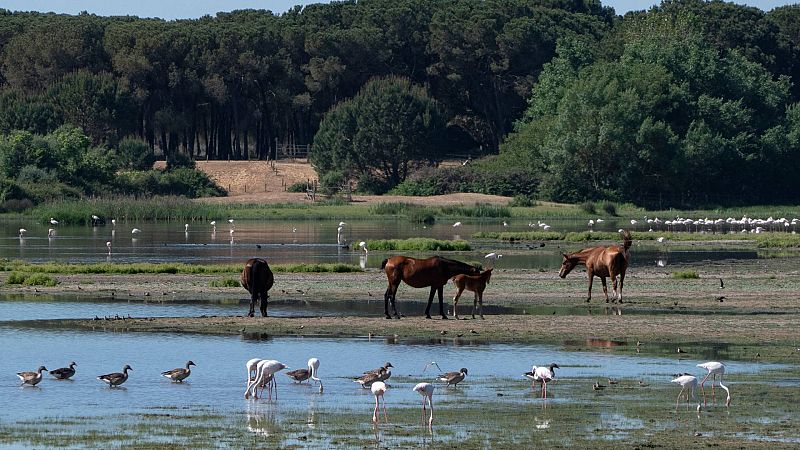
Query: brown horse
xmin=241 ymin=258 xmax=275 ymax=317
xmin=451 ymin=268 xmax=493 ymax=319
xmin=559 ymin=230 xmax=632 ymax=303
xmin=381 ymin=256 xmax=480 ymax=319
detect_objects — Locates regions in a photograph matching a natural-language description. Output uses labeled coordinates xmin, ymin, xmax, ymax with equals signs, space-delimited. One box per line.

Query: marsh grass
xmin=209 ymin=277 xmax=241 ymax=287
xmin=366 ymin=238 xmax=471 ymax=251
xmin=5 ymin=272 xmax=57 ymax=286
xmin=0 ymin=261 xmax=362 ymax=275
xmin=672 ymin=270 xmax=700 ymax=279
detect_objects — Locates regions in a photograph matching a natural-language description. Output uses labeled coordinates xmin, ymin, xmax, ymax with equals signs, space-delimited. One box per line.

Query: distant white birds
xmin=111 ymin=219 xmax=116 ymax=227
xmin=502 ymin=221 xmax=509 ymax=227
xmin=630 ymin=219 xmax=638 ymax=226
xmin=484 ymin=252 xmax=502 ymax=260
xmin=106 ymin=241 xmax=112 ymax=254
xmin=671 ymin=373 xmax=698 ymax=410
xmin=337 ymin=225 xmax=345 ymax=246
xmin=49 ymin=217 xmax=58 ymax=226
xmin=371 ymin=381 xmax=388 ymax=424
xmin=184 ymin=223 xmax=189 ymax=232
xmin=228 ymin=219 xmax=235 ymax=224
xmin=18 ymin=228 xmax=26 ymax=238
xmin=91 ymin=214 xmax=100 ymax=221
xmin=657 ymin=237 xmax=665 ymax=243
xmin=359 ymin=241 xmax=368 ymax=254
xmin=131 ymin=228 xmax=141 ymax=235
xmin=452 ymin=222 xmax=462 ymax=228
xmin=588 ymin=220 xmax=594 ymax=228
xmin=697 ymin=362 xmax=730 ymax=407
xmin=596 ymin=218 xmax=604 ymax=223
xmin=413 ymin=382 xmax=435 ymax=426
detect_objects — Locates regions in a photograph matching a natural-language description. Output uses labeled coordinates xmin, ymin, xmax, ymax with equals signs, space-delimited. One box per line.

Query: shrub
xmin=117 ymin=138 xmax=156 ymax=170
xmin=580 ymin=201 xmax=597 ymax=214
xmin=601 ymin=201 xmax=617 ymax=216
xmin=23 ymin=273 xmax=57 ymax=286
xmin=672 ymin=270 xmax=699 ymax=279
xmin=366 ymin=238 xmax=471 ymax=251
xmin=510 ymin=195 xmax=538 ymax=207
xmin=210 ymin=277 xmax=242 ymax=287
xmin=287 ymin=181 xmax=308 ymax=193
xmin=5 ymin=272 xmax=26 ymax=284
xmin=356 ymin=172 xmax=391 ymax=194
xmin=320 ymin=171 xmax=345 ymax=196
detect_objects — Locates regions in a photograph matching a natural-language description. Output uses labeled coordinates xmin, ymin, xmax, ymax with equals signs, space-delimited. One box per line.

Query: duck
xmin=607 ymin=378 xmax=619 ymax=385
xmin=364 ymin=362 xmax=393 ymax=382
xmin=285 ymin=367 xmax=311 ymax=383
xmin=354 ymin=367 xmax=387 ymax=389
xmin=161 ymin=361 xmax=195 ymax=383
xmin=17 ymin=366 xmax=48 ymax=386
xmin=98 ymin=365 xmax=132 ymax=387
xmin=438 ymin=367 xmax=468 ymax=387
xmin=50 ymin=362 xmax=77 ymax=380
xmin=593 ymin=382 xmax=606 ymax=391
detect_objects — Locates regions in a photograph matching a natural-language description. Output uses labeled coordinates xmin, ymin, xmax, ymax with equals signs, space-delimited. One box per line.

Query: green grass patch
xmin=0 ymin=261 xmax=361 ymax=275
xmin=209 ymin=277 xmax=241 ymax=287
xmin=671 ymin=270 xmax=699 ymax=279
xmin=366 ymin=238 xmax=471 ymax=251
xmin=5 ymin=272 xmax=57 ymax=286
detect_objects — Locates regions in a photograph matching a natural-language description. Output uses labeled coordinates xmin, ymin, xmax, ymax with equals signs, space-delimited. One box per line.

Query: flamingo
xmin=91 ymin=214 xmax=100 ymax=221
xmin=246 ymin=359 xmax=286 ymax=400
xmin=337 ymin=225 xmax=345 ymax=246
xmin=308 ymin=358 xmax=323 ymax=393
xmin=106 ymin=241 xmax=112 ymax=254
xmin=413 ymin=382 xmax=434 ymax=427
xmin=452 ymin=222 xmax=462 ymax=228
xmin=245 ymin=358 xmax=262 ymax=386
xmin=131 ymin=228 xmax=141 ymax=235
xmin=50 ymin=217 xmax=58 ymax=226
xmin=359 ymin=241 xmax=369 ymax=255
xmin=18 ymin=228 xmax=26 ymax=238
xmin=484 ymin=252 xmax=502 ymax=260
xmin=630 ymin=219 xmax=638 ymax=226
xmin=525 ymin=363 xmax=559 ymax=398
xmin=338 ymin=222 xmax=346 ymax=227
xmin=697 ymin=362 xmax=730 ymax=407
xmin=671 ymin=373 xmax=698 ymax=410
xmin=371 ymin=381 xmax=388 ymax=424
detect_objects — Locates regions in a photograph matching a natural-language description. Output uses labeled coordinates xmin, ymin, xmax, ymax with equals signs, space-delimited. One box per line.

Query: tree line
xmin=1 ymin=1 xmax=800 ymax=207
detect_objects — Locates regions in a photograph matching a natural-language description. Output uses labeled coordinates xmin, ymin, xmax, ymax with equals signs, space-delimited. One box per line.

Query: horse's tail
xmin=621 ymin=229 xmax=632 ymax=251
xmin=380 ymin=258 xmax=389 ymax=270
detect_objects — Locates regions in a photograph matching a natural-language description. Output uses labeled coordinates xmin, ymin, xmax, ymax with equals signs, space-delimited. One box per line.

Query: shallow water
xmin=0 ymin=328 xmax=788 ymax=424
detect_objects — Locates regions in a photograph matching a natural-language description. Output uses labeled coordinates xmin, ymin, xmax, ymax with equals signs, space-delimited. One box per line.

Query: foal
xmin=451 ymin=268 xmax=493 ymax=319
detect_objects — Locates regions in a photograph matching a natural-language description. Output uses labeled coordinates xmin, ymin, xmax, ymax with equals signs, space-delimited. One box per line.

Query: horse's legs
xmin=472 ymin=292 xmax=478 ymax=319
xmin=452 ymin=286 xmax=464 ymax=319
xmin=437 ymin=286 xmax=448 ymax=319
xmin=384 ymin=285 xmax=394 ymax=319
xmin=259 ymin=292 xmax=269 ymax=317
xmin=248 ymin=290 xmax=257 ymax=317
xmin=618 ymin=271 xmax=626 ymax=302
xmin=424 ymin=287 xmax=436 ymax=319
xmin=600 ymin=277 xmax=608 ymax=302
xmin=586 ymin=271 xmax=594 ymax=302
xmin=478 ymin=290 xmax=484 ymax=319
xmin=389 ymin=285 xmax=401 ymax=319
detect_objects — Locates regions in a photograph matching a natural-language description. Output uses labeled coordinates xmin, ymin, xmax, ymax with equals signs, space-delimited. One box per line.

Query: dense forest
xmin=1 ymin=0 xmax=799 ymax=207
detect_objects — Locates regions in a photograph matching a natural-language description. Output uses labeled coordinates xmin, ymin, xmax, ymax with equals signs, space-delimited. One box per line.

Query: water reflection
xmin=246 ymin=402 xmax=280 ymax=437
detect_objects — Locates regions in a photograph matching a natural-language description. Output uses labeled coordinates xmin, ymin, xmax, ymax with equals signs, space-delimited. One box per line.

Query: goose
xmin=354 ymin=367 xmax=387 ymax=389
xmin=364 ymin=362 xmax=393 ymax=382
xmin=17 ymin=366 xmax=48 ymax=386
xmin=50 ymin=362 xmax=77 ymax=380
xmin=438 ymin=367 xmax=468 ymax=387
xmin=285 ymin=367 xmax=311 ymax=383
xmin=98 ymin=365 xmax=132 ymax=387
xmin=161 ymin=361 xmax=195 ymax=383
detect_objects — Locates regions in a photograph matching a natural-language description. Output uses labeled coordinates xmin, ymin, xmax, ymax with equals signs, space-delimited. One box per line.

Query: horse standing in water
xmin=559 ymin=230 xmax=632 ymax=303
xmin=381 ymin=256 xmax=480 ymax=319
xmin=241 ymin=258 xmax=275 ymax=317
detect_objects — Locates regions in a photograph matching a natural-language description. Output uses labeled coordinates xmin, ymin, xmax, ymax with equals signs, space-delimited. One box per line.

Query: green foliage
xmin=210 ymin=278 xmax=241 ymax=288
xmin=389 ymin=165 xmax=538 ymax=197
xmin=286 ymin=182 xmax=308 ymax=193
xmin=366 ymin=238 xmax=471 ymax=251
xmin=5 ymin=272 xmax=57 ymax=286
xmin=117 ymin=138 xmax=155 ymax=170
xmin=580 ymin=202 xmax=597 ymax=214
xmin=672 ymin=270 xmax=700 ymax=279
xmin=319 ymin=171 xmax=345 ymax=196
xmin=311 ymin=76 xmax=446 ymax=189
xmin=601 ymin=201 xmax=618 ymax=216
xmin=509 ymin=195 xmax=538 ymax=207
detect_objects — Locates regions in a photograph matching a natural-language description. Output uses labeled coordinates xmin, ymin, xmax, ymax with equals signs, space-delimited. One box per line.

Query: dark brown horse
xmin=241 ymin=258 xmax=275 ymax=317
xmin=381 ymin=256 xmax=480 ymax=319
xmin=559 ymin=230 xmax=632 ymax=303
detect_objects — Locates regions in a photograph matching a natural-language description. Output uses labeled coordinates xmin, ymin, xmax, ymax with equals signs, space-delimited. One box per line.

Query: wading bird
xmin=50 ymin=362 xmax=77 ymax=380
xmin=371 ymin=381 xmax=388 ymax=424
xmin=438 ymin=368 xmax=468 ymax=387
xmin=106 ymin=241 xmax=112 ymax=254
xmin=98 ymin=365 xmax=132 ymax=387
xmin=131 ymin=228 xmax=141 ymax=235
xmin=671 ymin=373 xmax=698 ymax=410
xmin=50 ymin=218 xmax=58 ymax=226
xmin=525 ymin=363 xmax=559 ymax=398
xmin=246 ymin=360 xmax=286 ymax=400
xmin=18 ymin=228 xmax=26 ymax=238
xmin=484 ymin=252 xmax=502 ymax=260
xmin=413 ymin=382 xmax=434 ymax=427
xmin=17 ymin=366 xmax=47 ymax=386
xmin=697 ymin=361 xmax=730 ymax=407
xmin=452 ymin=222 xmax=462 ymax=228
xmin=359 ymin=241 xmax=369 ymax=255
xmin=161 ymin=361 xmax=195 ymax=383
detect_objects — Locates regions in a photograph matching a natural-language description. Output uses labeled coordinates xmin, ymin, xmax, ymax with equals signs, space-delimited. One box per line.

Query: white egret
xmin=452 ymin=222 xmax=462 ymax=227
xmin=106 ymin=241 xmax=112 ymax=254
xmin=359 ymin=241 xmax=369 ymax=254
xmin=484 ymin=252 xmax=502 ymax=260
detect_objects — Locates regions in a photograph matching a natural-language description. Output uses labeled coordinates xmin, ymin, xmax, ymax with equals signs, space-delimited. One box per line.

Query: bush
xmin=580 ymin=201 xmax=597 ymax=214
xmin=210 ymin=277 xmax=241 ymax=287
xmin=5 ymin=272 xmax=26 ymax=284
xmin=320 ymin=171 xmax=345 ymax=196
xmin=166 ymin=151 xmax=196 ymax=170
xmin=117 ymin=138 xmax=156 ymax=170
xmin=5 ymin=272 xmax=57 ymax=286
xmin=672 ymin=270 xmax=699 ymax=279
xmin=117 ymin=168 xmax=226 ymax=198
xmin=389 ymin=165 xmax=539 ymax=197
xmin=601 ymin=201 xmax=617 ymax=216
xmin=510 ymin=195 xmax=538 ymax=207
xmin=287 ymin=181 xmax=308 ymax=193
xmin=356 ymin=172 xmax=391 ymax=194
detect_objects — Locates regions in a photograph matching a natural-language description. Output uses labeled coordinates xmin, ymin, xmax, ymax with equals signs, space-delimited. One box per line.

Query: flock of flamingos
xmin=13 ymin=214 xmax=759 ymax=427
